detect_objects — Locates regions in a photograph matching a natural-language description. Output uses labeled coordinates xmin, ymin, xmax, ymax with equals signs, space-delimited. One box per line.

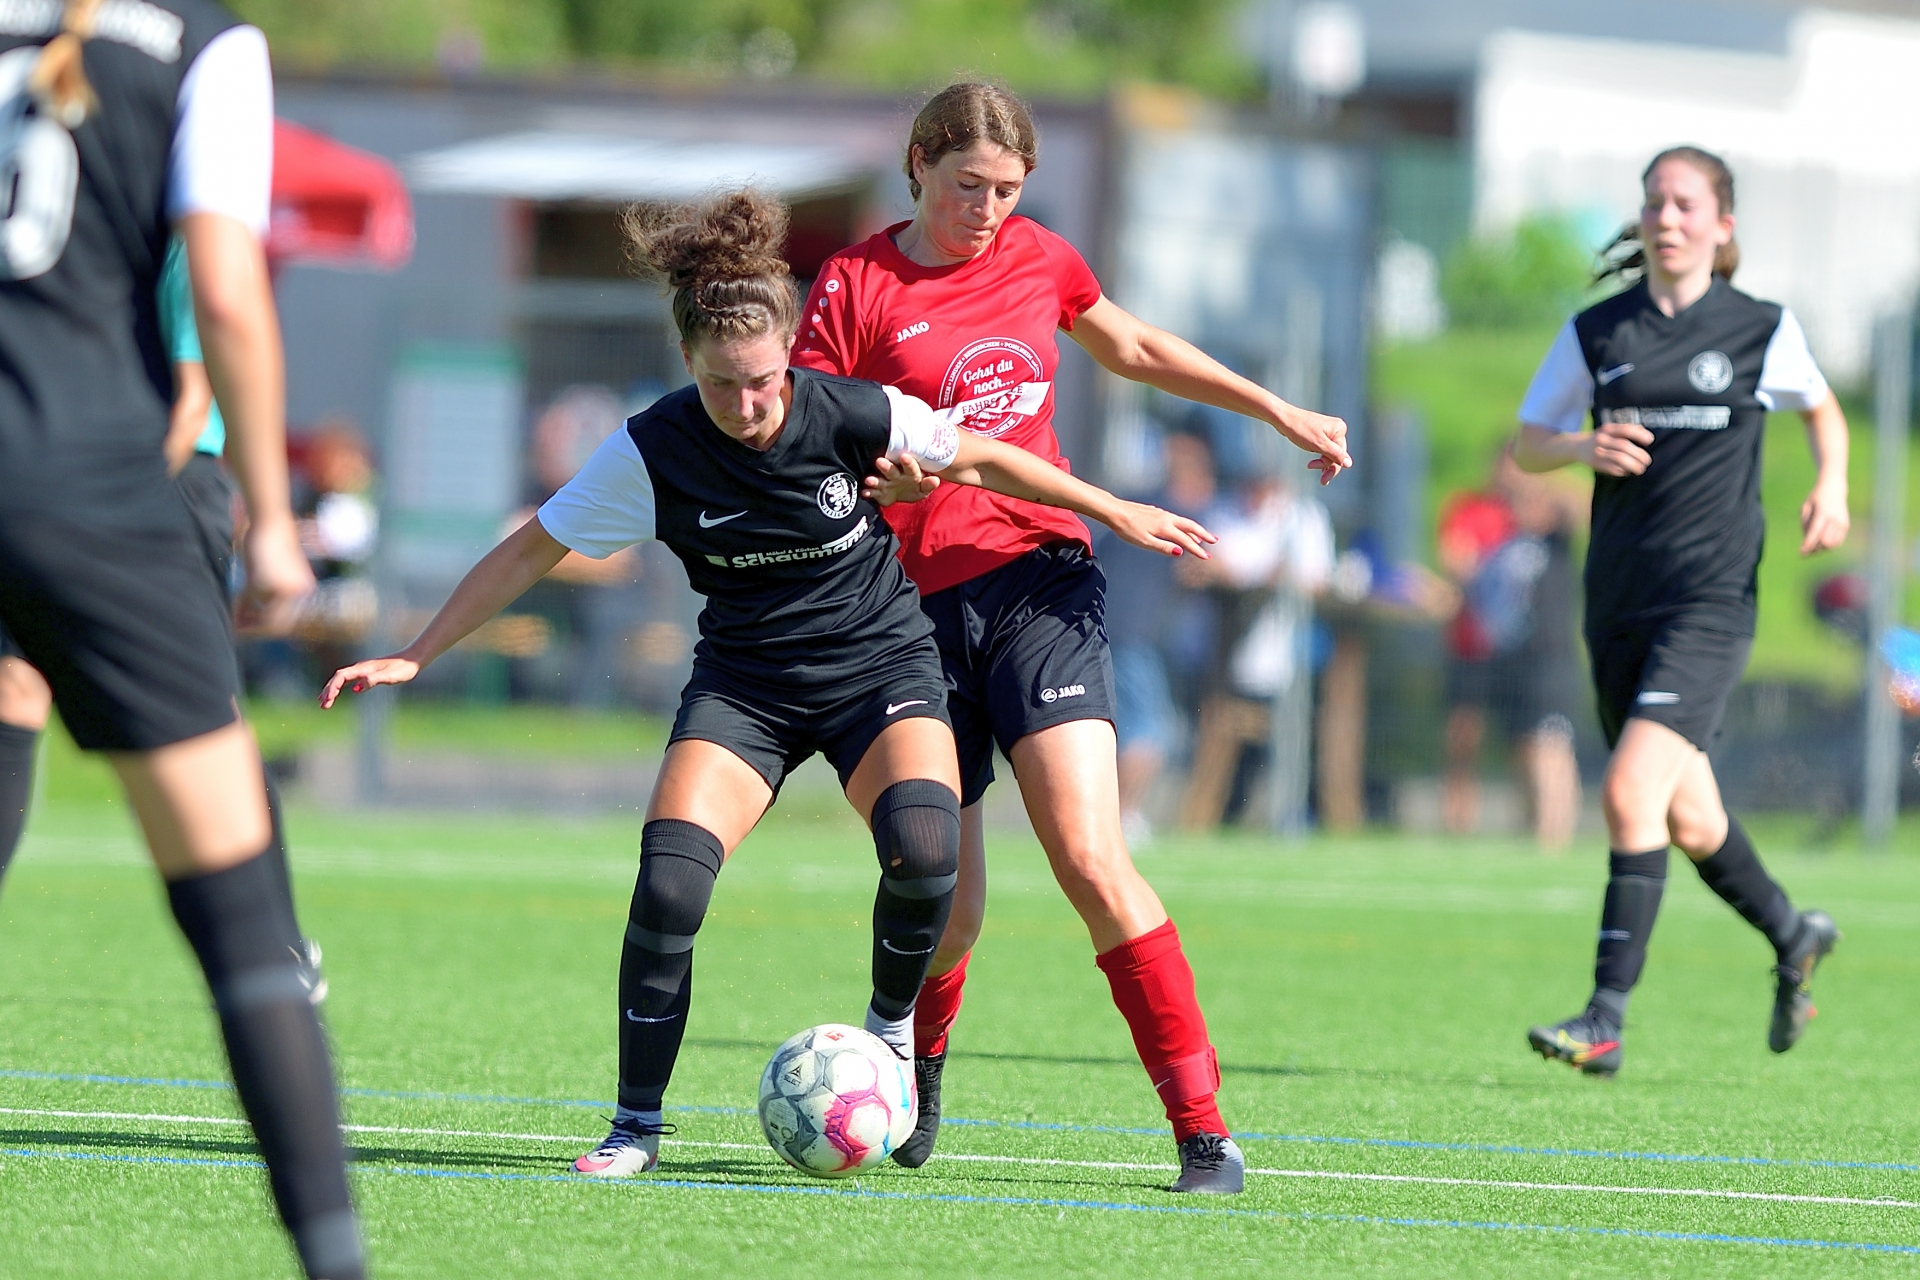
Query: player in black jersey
xmin=1513 ymin=147 xmax=1847 ymax=1076
xmin=0 ymin=5 xmax=363 ymax=1277
xmin=319 ymin=191 xmax=1212 ymax=1177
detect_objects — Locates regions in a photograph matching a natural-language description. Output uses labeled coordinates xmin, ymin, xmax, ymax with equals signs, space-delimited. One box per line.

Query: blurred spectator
xmin=1177 ymin=466 xmax=1335 ymax=829
xmin=502 ymin=386 xmax=643 ymax=705
xmin=1096 ymin=431 xmax=1216 ymax=847
xmin=1438 ymin=446 xmax=1585 ymax=849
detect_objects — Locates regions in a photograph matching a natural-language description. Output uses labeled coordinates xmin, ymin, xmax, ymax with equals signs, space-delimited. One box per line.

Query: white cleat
xmin=573 ymin=1119 xmax=666 ymax=1177
xmin=1170 ymin=1133 xmax=1245 ymax=1194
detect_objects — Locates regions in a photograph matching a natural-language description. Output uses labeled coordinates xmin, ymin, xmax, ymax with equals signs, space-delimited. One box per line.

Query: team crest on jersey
xmin=1687 ymin=350 xmax=1733 ymax=394
xmin=938 ymin=337 xmax=1049 ymax=439
xmin=817 ymin=472 xmax=858 ymax=519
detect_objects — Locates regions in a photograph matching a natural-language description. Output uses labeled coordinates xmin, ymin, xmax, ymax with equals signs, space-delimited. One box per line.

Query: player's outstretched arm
xmin=1065 ymin=296 xmax=1353 ymax=484
xmin=181 ymin=211 xmax=313 ymax=634
xmin=320 ymin=518 xmax=569 ymax=708
xmin=1799 ymin=392 xmax=1850 ymax=555
xmin=937 ymin=432 xmax=1216 ymax=559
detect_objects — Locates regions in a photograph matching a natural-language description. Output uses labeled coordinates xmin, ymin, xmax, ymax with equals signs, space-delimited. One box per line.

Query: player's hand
xmin=319 ymin=655 xmax=421 ymax=709
xmin=1276 ymin=407 xmax=1353 ymax=486
xmin=1799 ymin=479 xmax=1849 ymax=556
xmin=1587 ymin=420 xmax=1654 ymax=476
xmin=1104 ymin=502 xmax=1215 ymax=559
xmin=235 ymin=516 xmax=315 ymax=636
xmin=862 ymin=454 xmax=940 ymax=507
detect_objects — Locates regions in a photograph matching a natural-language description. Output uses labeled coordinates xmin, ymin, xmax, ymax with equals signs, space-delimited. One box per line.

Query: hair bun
xmin=622 ymin=189 xmax=800 ymax=345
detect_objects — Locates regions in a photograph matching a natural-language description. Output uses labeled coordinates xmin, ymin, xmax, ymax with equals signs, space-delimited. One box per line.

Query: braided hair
xmin=622 ymin=189 xmax=800 ymax=347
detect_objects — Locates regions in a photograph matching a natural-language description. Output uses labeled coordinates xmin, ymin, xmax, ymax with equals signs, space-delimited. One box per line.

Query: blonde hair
xmin=27 ymin=0 xmax=104 ymax=128
xmin=621 ymin=189 xmax=800 ymax=347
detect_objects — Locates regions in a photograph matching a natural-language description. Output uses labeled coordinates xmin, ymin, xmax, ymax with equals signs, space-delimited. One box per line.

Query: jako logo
xmin=1038 ymin=684 xmax=1086 ymax=704
xmin=895 ymin=320 xmax=930 ymax=343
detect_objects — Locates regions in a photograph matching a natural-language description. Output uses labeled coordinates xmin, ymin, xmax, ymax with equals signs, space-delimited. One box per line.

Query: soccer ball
xmin=757 ymin=1024 xmax=916 ymax=1177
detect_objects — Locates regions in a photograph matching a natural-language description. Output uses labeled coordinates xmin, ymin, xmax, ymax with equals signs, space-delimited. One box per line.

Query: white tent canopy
xmin=406 ymin=131 xmax=864 ymax=203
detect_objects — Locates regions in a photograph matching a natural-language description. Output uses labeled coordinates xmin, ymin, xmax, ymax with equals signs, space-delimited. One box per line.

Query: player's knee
xmin=1667 ymin=806 xmax=1728 ymax=859
xmin=0 ymin=658 xmax=52 ymax=730
xmin=630 ymin=819 xmax=724 ymax=952
xmin=871 ymin=778 xmax=960 ymax=896
xmin=1599 ymin=767 xmax=1655 ymax=831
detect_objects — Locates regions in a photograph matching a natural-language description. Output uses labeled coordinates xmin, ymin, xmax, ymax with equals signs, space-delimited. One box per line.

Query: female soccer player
xmin=0 ymin=5 xmax=361 ymax=1277
xmin=320 ymin=190 xmax=1212 ymax=1179
xmin=1515 ymin=146 xmax=1846 ymax=1076
xmin=792 ymin=81 xmax=1352 ymax=1192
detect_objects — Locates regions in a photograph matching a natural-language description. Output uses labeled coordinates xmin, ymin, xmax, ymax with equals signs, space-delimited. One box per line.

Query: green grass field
xmin=2 ymin=787 xmax=1917 ymax=1278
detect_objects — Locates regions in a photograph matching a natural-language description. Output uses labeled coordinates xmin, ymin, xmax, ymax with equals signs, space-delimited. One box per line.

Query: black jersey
xmin=0 ymin=1 xmax=240 ymax=525
xmin=537 ymin=367 xmax=944 ymax=688
xmin=1520 ymin=278 xmax=1829 ymax=636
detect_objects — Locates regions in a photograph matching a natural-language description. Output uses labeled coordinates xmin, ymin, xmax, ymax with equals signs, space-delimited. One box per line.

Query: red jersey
xmin=791 ymin=216 xmax=1104 ymax=595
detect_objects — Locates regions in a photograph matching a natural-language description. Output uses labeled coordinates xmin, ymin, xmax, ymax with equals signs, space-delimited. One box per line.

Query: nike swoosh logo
xmin=625 ymin=1010 xmax=680 ymax=1023
xmin=880 ymin=939 xmax=935 ymax=955
xmin=885 ymin=700 xmax=928 ymax=715
xmin=1597 ymin=363 xmax=1634 ymax=385
xmin=698 ymin=510 xmax=747 ymax=528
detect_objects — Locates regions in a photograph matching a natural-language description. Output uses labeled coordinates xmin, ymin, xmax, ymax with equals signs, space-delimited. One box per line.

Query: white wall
xmin=1473 ymin=9 xmax=1920 ymax=381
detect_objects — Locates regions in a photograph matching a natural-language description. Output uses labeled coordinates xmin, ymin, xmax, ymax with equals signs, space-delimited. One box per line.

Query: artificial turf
xmin=1 ymin=793 xmax=1916 ymax=1278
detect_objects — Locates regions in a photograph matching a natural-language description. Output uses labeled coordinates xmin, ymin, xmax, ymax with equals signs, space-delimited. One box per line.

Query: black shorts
xmin=0 ymin=504 xmax=239 ymax=751
xmin=669 ymin=642 xmax=951 ymax=795
xmin=920 ymin=541 xmax=1115 ymax=807
xmin=1589 ymin=612 xmax=1752 ymax=751
xmin=174 ymin=452 xmax=236 ymax=606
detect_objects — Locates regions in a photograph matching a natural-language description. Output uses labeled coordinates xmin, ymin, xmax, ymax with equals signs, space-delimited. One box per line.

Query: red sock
xmin=1095 ymin=920 xmax=1226 ymax=1142
xmin=913 ymin=951 xmax=970 ymax=1057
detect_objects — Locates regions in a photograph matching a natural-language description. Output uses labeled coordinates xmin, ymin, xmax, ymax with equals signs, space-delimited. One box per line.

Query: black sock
xmin=617 ymin=820 xmax=722 ymax=1112
xmin=0 ymin=722 xmax=36 ymax=887
xmin=166 ymin=850 xmax=362 ymax=1280
xmin=1590 ymin=847 xmax=1668 ymax=1024
xmin=868 ymin=781 xmax=960 ymax=1020
xmin=258 ymin=773 xmax=309 ymax=944
xmin=1692 ymin=817 xmax=1801 ymax=959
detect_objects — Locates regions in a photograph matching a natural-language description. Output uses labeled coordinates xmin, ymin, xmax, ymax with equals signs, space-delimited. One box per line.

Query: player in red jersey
xmin=792 ymin=82 xmax=1351 ymax=1193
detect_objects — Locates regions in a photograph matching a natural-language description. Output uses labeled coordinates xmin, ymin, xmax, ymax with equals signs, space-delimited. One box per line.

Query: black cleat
xmin=1527 ymin=1007 xmax=1623 ymax=1077
xmin=1770 ymin=910 xmax=1839 ymax=1054
xmin=891 ymin=1051 xmax=945 ymax=1168
xmin=1170 ymin=1132 xmax=1245 ymax=1194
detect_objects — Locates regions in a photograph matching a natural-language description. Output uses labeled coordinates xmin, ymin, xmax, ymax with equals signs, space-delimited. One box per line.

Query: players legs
xmin=0 ymin=653 xmax=51 ymax=886
xmin=1533 ymin=713 xmax=1833 ymax=1075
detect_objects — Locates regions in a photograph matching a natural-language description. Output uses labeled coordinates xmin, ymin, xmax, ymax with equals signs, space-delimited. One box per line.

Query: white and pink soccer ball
xmin=757 ymin=1024 xmax=916 ymax=1177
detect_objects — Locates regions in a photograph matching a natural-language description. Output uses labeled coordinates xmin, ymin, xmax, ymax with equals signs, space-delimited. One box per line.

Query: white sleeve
xmin=168 ymin=26 xmax=273 ymax=235
xmin=534 ymin=429 xmax=656 ymax=558
xmin=882 ymin=385 xmax=961 ymax=472
xmin=1756 ymin=309 xmax=1830 ymax=412
xmin=1287 ymin=499 xmax=1336 ymax=593
xmin=1517 ymin=320 xmax=1594 ymax=434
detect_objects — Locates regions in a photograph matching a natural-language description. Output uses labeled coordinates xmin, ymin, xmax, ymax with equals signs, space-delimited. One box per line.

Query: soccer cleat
xmin=1170 ymin=1132 xmax=1245 ymax=1194
xmin=890 ymin=1051 xmax=946 ymax=1168
xmin=1527 ymin=1008 xmax=1623 ymax=1077
xmin=1769 ymin=910 xmax=1839 ymax=1054
xmin=294 ymin=938 xmax=327 ymax=1006
xmin=573 ymin=1117 xmax=672 ymax=1177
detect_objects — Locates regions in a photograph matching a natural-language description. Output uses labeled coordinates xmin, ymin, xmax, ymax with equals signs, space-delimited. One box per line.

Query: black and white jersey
xmin=538 ymin=367 xmax=960 ymax=687
xmin=0 ymin=1 xmax=270 ymax=525
xmin=1519 ymin=278 xmax=1829 ymax=636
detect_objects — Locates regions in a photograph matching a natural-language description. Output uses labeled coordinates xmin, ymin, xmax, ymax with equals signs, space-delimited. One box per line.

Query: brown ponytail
xmin=621 ymin=189 xmax=800 ymax=348
xmin=27 ymin=0 xmax=104 ymax=128
xmin=904 ymin=81 xmax=1038 ymax=201
xmin=1593 ymin=145 xmax=1739 ymax=290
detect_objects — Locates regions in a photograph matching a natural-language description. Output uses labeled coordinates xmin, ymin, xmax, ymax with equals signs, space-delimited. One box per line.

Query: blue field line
xmin=4 ymin=1145 xmax=1918 ymax=1257
xmin=6 ymin=1065 xmax=1918 ymax=1175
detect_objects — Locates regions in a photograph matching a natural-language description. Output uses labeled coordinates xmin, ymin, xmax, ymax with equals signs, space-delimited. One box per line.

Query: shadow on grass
xmin=0 ymin=1125 xmax=570 ymax=1171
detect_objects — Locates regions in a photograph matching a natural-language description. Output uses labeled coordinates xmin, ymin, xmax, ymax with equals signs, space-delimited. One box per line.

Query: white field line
xmin=3 ymin=1106 xmax=1912 ymax=1211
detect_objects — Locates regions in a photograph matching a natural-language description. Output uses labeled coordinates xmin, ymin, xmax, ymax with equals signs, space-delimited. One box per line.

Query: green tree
xmin=1439 ymin=215 xmax=1594 ymax=330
